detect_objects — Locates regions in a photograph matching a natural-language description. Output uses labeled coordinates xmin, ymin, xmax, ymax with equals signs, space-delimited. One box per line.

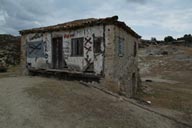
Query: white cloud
xmin=0 ymin=0 xmax=191 ymax=39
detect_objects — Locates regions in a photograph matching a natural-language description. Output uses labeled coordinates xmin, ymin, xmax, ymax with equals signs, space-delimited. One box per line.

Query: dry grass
xmin=141 ymin=82 xmax=192 ymax=113
xmin=138 ymin=45 xmax=192 ymax=122
xmin=0 ymin=65 xmax=20 ymax=78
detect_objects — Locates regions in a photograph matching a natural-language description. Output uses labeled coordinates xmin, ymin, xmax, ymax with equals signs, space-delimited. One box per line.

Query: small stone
xmin=147 ymin=101 xmax=151 ymax=104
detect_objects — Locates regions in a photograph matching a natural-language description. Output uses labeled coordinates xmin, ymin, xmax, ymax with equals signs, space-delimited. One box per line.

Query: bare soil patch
xmin=138 ymin=45 xmax=192 ymax=123
xmin=0 ymin=76 xmax=186 ymax=128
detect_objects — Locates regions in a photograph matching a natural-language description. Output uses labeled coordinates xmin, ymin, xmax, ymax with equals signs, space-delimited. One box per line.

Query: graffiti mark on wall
xmin=85 ymin=55 xmax=92 ymax=65
xmin=84 ymin=37 xmax=93 ymax=71
xmin=44 ymin=53 xmax=48 ymax=59
xmin=29 ymin=33 xmax=43 ymax=41
xmin=85 ymin=37 xmax=92 ymax=45
xmin=27 ymin=41 xmax=44 ymax=58
xmin=84 ymin=46 xmax=91 ymax=54
xmin=44 ymin=41 xmax=48 ymax=52
xmin=84 ymin=54 xmax=93 ymax=72
xmin=27 ymin=33 xmax=49 ymax=63
xmin=27 ymin=39 xmax=49 ymax=62
xmin=44 ymin=36 xmax=50 ymax=64
xmin=64 ymin=34 xmax=75 ymax=38
xmin=84 ymin=37 xmax=92 ymax=54
xmin=63 ymin=41 xmax=70 ymax=59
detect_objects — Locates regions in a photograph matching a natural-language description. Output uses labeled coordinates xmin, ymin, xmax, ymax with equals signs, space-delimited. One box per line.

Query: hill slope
xmin=0 ymin=34 xmax=20 ymax=66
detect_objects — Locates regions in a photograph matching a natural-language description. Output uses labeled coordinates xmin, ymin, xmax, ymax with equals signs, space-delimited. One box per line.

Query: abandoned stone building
xmin=19 ymin=16 xmax=141 ymax=96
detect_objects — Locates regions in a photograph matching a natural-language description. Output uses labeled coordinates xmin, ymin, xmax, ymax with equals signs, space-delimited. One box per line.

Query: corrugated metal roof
xmin=19 ymin=16 xmax=141 ymax=38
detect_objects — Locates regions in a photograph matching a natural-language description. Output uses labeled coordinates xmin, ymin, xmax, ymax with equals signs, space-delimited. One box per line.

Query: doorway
xmin=52 ymin=37 xmax=63 ymax=69
xmin=131 ymin=73 xmax=136 ymax=96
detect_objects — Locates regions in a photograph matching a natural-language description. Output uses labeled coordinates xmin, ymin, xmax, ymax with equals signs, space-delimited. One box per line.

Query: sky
xmin=0 ymin=0 xmax=191 ymax=40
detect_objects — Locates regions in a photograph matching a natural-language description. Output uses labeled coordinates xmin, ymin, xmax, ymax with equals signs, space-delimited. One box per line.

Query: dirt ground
xmin=138 ymin=45 xmax=192 ymax=124
xmin=0 ymin=75 xmax=189 ymax=128
xmin=0 ymin=45 xmax=191 ymax=128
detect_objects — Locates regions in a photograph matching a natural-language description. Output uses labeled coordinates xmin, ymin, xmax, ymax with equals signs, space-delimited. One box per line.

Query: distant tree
xmin=184 ymin=34 xmax=191 ymax=38
xmin=151 ymin=37 xmax=157 ymax=42
xmin=183 ymin=34 xmax=192 ymax=43
xmin=164 ymin=36 xmax=175 ymax=42
xmin=177 ymin=34 xmax=192 ymax=46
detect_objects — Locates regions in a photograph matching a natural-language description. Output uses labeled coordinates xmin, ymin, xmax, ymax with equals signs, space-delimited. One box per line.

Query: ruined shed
xmin=20 ymin=16 xmax=141 ymax=96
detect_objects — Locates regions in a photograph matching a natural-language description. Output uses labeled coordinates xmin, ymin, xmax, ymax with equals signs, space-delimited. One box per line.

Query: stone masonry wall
xmin=103 ymin=25 xmax=139 ymax=97
xmin=20 ymin=35 xmax=28 ymax=75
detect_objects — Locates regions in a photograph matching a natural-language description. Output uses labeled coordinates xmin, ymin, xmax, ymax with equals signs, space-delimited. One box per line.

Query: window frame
xmin=27 ymin=41 xmax=44 ymax=58
xmin=93 ymin=37 xmax=103 ymax=54
xmin=117 ymin=37 xmax=125 ymax=57
xmin=71 ymin=37 xmax=84 ymax=57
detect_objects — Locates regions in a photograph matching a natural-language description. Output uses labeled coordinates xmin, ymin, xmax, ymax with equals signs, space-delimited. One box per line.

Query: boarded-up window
xmin=71 ymin=38 xmax=84 ymax=56
xmin=27 ymin=41 xmax=44 ymax=58
xmin=117 ymin=37 xmax=125 ymax=57
xmin=93 ymin=37 xmax=102 ymax=53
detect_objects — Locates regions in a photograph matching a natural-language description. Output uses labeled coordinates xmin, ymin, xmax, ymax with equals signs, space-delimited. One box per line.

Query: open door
xmin=52 ymin=37 xmax=63 ymax=69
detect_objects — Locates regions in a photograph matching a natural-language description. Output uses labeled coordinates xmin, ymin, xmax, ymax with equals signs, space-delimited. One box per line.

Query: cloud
xmin=0 ymin=0 xmax=191 ymax=39
xmin=0 ymin=0 xmax=56 ymax=34
xmin=125 ymin=0 xmax=147 ymax=4
xmin=0 ymin=0 xmax=105 ymax=35
xmin=116 ymin=0 xmax=192 ymax=39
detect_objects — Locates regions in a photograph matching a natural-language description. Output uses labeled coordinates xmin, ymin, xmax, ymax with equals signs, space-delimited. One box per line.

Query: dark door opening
xmin=131 ymin=73 xmax=136 ymax=96
xmin=52 ymin=37 xmax=63 ymax=69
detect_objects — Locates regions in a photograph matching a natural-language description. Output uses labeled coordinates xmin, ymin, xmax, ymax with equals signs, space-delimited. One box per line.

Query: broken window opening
xmin=117 ymin=37 xmax=125 ymax=57
xmin=71 ymin=38 xmax=84 ymax=56
xmin=93 ymin=37 xmax=102 ymax=54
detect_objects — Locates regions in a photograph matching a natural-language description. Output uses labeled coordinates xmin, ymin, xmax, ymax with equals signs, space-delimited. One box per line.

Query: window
xmin=134 ymin=42 xmax=137 ymax=57
xmin=93 ymin=37 xmax=102 ymax=53
xmin=71 ymin=38 xmax=84 ymax=56
xmin=27 ymin=41 xmax=44 ymax=58
xmin=117 ymin=37 xmax=125 ymax=57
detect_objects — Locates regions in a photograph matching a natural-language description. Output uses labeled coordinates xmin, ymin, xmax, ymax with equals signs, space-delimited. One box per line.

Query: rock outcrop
xmin=0 ymin=34 xmax=20 ymax=67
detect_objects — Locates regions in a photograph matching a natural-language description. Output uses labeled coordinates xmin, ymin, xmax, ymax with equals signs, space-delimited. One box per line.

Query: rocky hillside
xmin=0 ymin=34 xmax=21 ymax=66
xmin=138 ymin=45 xmax=192 ymax=122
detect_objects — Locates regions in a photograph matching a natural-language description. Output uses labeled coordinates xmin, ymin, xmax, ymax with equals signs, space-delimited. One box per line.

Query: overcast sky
xmin=0 ymin=0 xmax=191 ymax=39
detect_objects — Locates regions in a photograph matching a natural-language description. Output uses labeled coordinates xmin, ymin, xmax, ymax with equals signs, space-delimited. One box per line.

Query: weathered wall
xmin=20 ymin=24 xmax=139 ymax=96
xmin=114 ymin=25 xmax=139 ymax=96
xmin=20 ymin=35 xmax=28 ymax=75
xmin=25 ymin=33 xmax=52 ymax=69
xmin=103 ymin=25 xmax=115 ymax=78
xmin=103 ymin=25 xmax=139 ymax=96
xmin=22 ymin=25 xmax=104 ymax=75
